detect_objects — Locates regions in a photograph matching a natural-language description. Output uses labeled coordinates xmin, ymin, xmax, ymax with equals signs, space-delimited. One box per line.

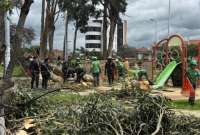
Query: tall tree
xmin=40 ymin=0 xmax=45 ymax=51
xmin=0 ymin=11 xmax=5 ymax=64
xmin=102 ymin=0 xmax=108 ymax=58
xmin=91 ymin=0 xmax=127 ymax=57
xmin=40 ymin=0 xmax=60 ymax=59
xmin=107 ymin=0 xmax=127 ymax=57
xmin=7 ymin=0 xmax=34 ymax=78
xmin=59 ymin=0 xmax=98 ymax=55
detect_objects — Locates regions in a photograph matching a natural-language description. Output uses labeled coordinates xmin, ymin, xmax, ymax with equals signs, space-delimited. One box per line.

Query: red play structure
xmin=152 ymin=34 xmax=200 ymax=95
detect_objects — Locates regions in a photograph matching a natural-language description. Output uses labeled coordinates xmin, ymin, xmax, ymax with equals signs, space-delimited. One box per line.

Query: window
xmin=86 ymin=43 xmax=101 ymax=48
xmin=86 ymin=27 xmax=101 ymax=32
xmin=93 ymin=20 xmax=102 ymax=23
xmin=86 ymin=35 xmax=101 ymax=40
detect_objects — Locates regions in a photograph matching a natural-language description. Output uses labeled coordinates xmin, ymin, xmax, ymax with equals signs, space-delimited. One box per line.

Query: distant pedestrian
xmin=105 ymin=57 xmax=115 ymax=86
xmin=41 ymin=58 xmax=51 ymax=89
xmin=29 ymin=56 xmax=40 ymax=89
xmin=91 ymin=56 xmax=101 ymax=87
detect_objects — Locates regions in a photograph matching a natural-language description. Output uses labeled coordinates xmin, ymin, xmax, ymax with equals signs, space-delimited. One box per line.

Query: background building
xmin=85 ymin=19 xmax=128 ymax=54
xmin=85 ymin=20 xmax=102 ymax=52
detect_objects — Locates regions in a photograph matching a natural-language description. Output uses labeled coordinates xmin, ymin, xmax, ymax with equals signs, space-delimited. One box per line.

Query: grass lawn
xmin=170 ymin=100 xmax=200 ymax=110
xmin=0 ymin=64 xmax=25 ymax=77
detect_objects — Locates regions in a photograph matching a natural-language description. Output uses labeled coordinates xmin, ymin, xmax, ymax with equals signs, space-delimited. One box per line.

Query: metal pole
xmin=150 ymin=19 xmax=158 ymax=43
xmin=168 ymin=0 xmax=171 ymax=37
xmin=155 ymin=20 xmax=158 ymax=43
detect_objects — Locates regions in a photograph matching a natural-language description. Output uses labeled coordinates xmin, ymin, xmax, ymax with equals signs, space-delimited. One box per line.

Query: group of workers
xmin=28 ymin=54 xmax=200 ymax=106
xmin=29 ymin=56 xmax=51 ymax=89
xmin=92 ymin=56 xmax=130 ymax=86
xmin=61 ymin=56 xmax=130 ymax=87
xmin=62 ymin=57 xmax=86 ymax=83
xmin=62 ymin=56 xmax=130 ymax=87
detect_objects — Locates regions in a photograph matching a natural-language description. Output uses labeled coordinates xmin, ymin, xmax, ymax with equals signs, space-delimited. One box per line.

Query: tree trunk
xmin=4 ymin=11 xmax=10 ymax=78
xmin=107 ymin=17 xmax=117 ymax=57
xmin=18 ymin=0 xmax=34 ymax=27
xmin=40 ymin=4 xmax=51 ymax=59
xmin=0 ymin=11 xmax=5 ymax=63
xmin=7 ymin=0 xmax=33 ymax=78
xmin=103 ymin=0 xmax=108 ymax=59
xmin=40 ymin=21 xmax=48 ymax=59
xmin=63 ymin=11 xmax=69 ymax=61
xmin=48 ymin=25 xmax=55 ymax=59
xmin=40 ymin=0 xmax=45 ymax=42
xmin=0 ymin=11 xmax=9 ymax=135
xmin=73 ymin=26 xmax=78 ymax=55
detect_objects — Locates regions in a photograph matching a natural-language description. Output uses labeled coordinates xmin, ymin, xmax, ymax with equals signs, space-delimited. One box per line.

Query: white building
xmin=85 ymin=19 xmax=127 ymax=53
xmin=85 ymin=20 xmax=103 ymax=52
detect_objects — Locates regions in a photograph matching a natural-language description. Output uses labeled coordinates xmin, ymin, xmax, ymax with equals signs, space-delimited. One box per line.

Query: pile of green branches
xmin=6 ymin=86 xmax=200 ymax=135
xmin=65 ymin=89 xmax=200 ymax=135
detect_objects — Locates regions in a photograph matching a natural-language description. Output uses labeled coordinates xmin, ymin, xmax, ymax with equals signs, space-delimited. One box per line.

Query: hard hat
xmin=190 ymin=60 xmax=198 ymax=66
xmin=107 ymin=56 xmax=112 ymax=59
xmin=92 ymin=56 xmax=97 ymax=60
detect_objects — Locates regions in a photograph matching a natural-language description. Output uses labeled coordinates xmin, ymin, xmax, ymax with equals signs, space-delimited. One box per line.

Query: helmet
xmin=190 ymin=60 xmax=198 ymax=66
xmin=107 ymin=56 xmax=112 ymax=60
xmin=92 ymin=56 xmax=97 ymax=60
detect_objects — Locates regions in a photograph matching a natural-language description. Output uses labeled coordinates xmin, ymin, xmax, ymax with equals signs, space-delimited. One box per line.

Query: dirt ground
xmin=151 ymin=87 xmax=200 ymax=100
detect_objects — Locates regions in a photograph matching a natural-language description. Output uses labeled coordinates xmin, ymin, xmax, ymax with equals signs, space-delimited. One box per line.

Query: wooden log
xmin=50 ymin=65 xmax=64 ymax=78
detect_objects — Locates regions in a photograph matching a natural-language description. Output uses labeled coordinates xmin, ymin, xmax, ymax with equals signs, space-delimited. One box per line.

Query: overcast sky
xmin=11 ymin=0 xmax=200 ymax=50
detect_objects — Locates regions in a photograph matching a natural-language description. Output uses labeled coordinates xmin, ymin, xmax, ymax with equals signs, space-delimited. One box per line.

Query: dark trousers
xmin=107 ymin=73 xmax=114 ymax=85
xmin=188 ymin=84 xmax=196 ymax=105
xmin=93 ymin=73 xmax=100 ymax=87
xmin=31 ymin=72 xmax=39 ymax=89
xmin=42 ymin=75 xmax=49 ymax=89
xmin=76 ymin=72 xmax=85 ymax=83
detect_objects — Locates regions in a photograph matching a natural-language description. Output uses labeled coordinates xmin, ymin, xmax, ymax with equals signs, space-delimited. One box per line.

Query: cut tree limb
xmin=151 ymin=109 xmax=164 ymax=135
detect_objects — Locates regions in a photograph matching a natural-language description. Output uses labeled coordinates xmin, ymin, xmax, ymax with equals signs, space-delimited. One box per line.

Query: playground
xmin=137 ymin=34 xmax=200 ymax=101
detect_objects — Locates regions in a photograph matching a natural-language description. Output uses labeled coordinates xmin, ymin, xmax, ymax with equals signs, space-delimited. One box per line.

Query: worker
xmin=62 ymin=61 xmax=68 ymax=82
xmin=123 ymin=57 xmax=130 ymax=74
xmin=57 ymin=56 xmax=62 ymax=66
xmin=105 ymin=57 xmax=116 ymax=86
xmin=29 ymin=56 xmax=40 ymax=89
xmin=41 ymin=58 xmax=51 ymax=89
xmin=116 ymin=59 xmax=125 ymax=79
xmin=91 ymin=56 xmax=101 ymax=87
xmin=75 ymin=58 xmax=85 ymax=83
xmin=187 ymin=60 xmax=200 ymax=105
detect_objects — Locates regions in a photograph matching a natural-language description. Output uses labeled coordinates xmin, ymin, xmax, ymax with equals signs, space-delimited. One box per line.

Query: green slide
xmin=153 ymin=61 xmax=179 ymax=89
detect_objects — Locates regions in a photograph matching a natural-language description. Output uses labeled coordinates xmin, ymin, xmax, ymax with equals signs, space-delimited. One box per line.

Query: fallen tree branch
xmin=151 ymin=109 xmax=164 ymax=135
xmin=21 ymin=88 xmax=62 ymax=106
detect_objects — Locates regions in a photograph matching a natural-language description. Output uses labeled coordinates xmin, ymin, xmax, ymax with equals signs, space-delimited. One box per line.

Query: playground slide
xmin=152 ymin=61 xmax=179 ymax=89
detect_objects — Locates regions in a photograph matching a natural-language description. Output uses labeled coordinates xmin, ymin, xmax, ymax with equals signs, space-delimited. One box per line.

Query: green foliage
xmin=187 ymin=44 xmax=198 ymax=58
xmin=7 ymin=83 xmax=200 ymax=134
xmin=59 ymin=0 xmax=98 ymax=33
xmin=0 ymin=64 xmax=25 ymax=77
xmin=0 ymin=0 xmax=11 ymax=10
